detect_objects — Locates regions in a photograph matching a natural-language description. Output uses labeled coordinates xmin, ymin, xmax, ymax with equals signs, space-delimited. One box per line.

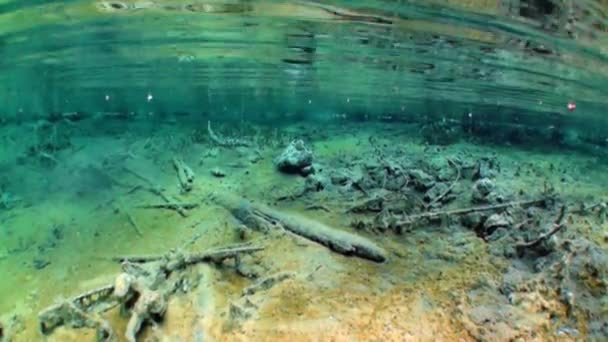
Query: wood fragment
xmin=397 ymin=198 xmax=546 ymax=226
xmin=305 ymin=204 xmax=331 ymax=212
xmin=172 ymin=158 xmax=195 ymax=193
xmin=137 ymin=203 xmax=199 ymax=211
xmin=123 ymin=167 xmax=190 ymax=217
xmin=516 ymin=205 xmax=567 ymax=249
xmin=110 ymin=244 xmax=264 ymax=266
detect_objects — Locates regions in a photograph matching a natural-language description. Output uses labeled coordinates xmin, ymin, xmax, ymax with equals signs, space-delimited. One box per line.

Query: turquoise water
xmin=0 ymin=1 xmax=607 ymax=341
xmin=1 ymin=1 xmax=607 ymax=127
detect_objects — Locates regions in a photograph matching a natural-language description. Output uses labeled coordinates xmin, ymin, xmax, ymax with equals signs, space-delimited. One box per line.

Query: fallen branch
xmin=39 ymin=284 xmax=118 ymax=335
xmin=110 ymin=243 xmax=264 ymax=266
xmin=396 ymin=198 xmax=546 ymax=226
xmin=136 ymin=202 xmax=199 ymax=213
xmin=516 ymin=205 xmax=567 ymax=249
xmin=172 ymin=158 xmax=195 ymax=193
xmin=123 ymin=167 xmax=190 ymax=217
xmin=305 ymin=204 xmax=331 ymax=212
xmin=40 ymin=243 xmax=264 ymax=340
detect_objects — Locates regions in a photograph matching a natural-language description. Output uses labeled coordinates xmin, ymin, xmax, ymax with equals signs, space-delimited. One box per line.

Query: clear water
xmin=0 ymin=1 xmax=607 ymax=341
xmin=1 ymin=1 xmax=607 ymax=126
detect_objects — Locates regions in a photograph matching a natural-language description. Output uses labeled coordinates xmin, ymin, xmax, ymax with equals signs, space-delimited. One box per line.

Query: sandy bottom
xmin=0 ymin=118 xmax=606 ymax=341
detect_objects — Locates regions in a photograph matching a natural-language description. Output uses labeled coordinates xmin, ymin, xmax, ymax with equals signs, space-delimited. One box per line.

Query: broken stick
xmin=516 ymin=205 xmax=567 ymax=249
xmin=110 ymin=243 xmax=264 ymax=266
xmin=172 ymin=158 xmax=195 ymax=193
xmin=397 ymin=198 xmax=547 ymax=226
xmin=123 ymin=167 xmax=190 ymax=217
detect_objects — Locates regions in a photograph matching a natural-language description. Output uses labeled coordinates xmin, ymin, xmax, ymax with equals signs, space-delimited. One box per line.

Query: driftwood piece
xmin=38 ymin=284 xmax=118 ymax=336
xmin=214 ymin=193 xmax=387 ymax=263
xmin=111 ymin=244 xmax=264 ymax=267
xmin=516 ymin=205 xmax=567 ymax=249
xmin=137 ymin=202 xmax=199 ymax=212
xmin=39 ymin=243 xmax=263 ymax=340
xmin=305 ymin=204 xmax=331 ymax=212
xmin=172 ymin=158 xmax=195 ymax=193
xmin=208 ymin=121 xmax=252 ymax=147
xmin=39 ymin=302 xmax=117 ymax=341
xmin=396 ymin=198 xmax=546 ymax=226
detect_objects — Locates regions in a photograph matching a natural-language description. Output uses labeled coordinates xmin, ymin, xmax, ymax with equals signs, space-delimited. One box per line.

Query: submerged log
xmin=213 ymin=193 xmax=388 ymax=263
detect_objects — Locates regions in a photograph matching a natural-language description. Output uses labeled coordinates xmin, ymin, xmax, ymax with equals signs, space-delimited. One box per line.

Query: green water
xmin=1 ymin=0 xmax=607 ymax=126
xmin=0 ymin=1 xmax=607 ymax=341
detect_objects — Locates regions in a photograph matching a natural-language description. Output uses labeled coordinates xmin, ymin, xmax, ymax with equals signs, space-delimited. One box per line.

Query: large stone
xmin=274 ymin=140 xmax=313 ymax=174
xmin=408 ymin=169 xmax=435 ymax=191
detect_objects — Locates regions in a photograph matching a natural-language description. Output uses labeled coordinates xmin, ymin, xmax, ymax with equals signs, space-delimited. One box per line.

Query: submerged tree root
xmin=38 ymin=242 xmax=264 ymax=341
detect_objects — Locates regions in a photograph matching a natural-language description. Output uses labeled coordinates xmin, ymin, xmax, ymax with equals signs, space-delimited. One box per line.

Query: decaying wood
xmin=214 ymin=193 xmax=387 ymax=263
xmin=305 ymin=204 xmax=331 ymax=212
xmin=516 ymin=205 xmax=567 ymax=249
xmin=38 ymin=284 xmax=118 ymax=336
xmin=39 ymin=243 xmax=264 ymax=340
xmin=110 ymin=244 xmax=264 ymax=266
xmin=208 ymin=121 xmax=252 ymax=147
xmin=136 ymin=202 xmax=199 ymax=213
xmin=172 ymin=158 xmax=195 ymax=193
xmin=396 ymin=198 xmax=547 ymax=226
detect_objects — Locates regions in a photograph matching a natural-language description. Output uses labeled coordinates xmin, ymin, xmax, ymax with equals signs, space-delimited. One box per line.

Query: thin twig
xmin=126 ymin=212 xmax=143 ymax=237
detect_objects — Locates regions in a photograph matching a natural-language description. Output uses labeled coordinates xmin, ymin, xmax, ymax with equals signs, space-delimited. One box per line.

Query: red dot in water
xmin=567 ymin=101 xmax=576 ymax=111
